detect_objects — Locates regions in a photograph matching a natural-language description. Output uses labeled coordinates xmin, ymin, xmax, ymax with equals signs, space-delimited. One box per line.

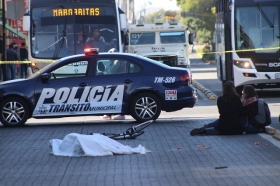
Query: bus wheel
xmin=0 ymin=97 xmax=30 ymax=127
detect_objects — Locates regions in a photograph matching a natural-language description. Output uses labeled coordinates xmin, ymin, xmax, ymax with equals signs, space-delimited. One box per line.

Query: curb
xmin=192 ymin=80 xmax=218 ymax=100
xmin=265 ymin=126 xmax=280 ymax=140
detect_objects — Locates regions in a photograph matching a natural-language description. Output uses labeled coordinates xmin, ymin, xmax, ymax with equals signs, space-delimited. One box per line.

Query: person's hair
xmin=242 ymin=85 xmax=258 ymax=99
xmin=9 ymin=43 xmax=15 ymax=48
xmin=92 ymin=27 xmax=100 ymax=33
xmin=21 ymin=42 xmax=26 ymax=47
xmin=222 ymin=81 xmax=239 ymax=102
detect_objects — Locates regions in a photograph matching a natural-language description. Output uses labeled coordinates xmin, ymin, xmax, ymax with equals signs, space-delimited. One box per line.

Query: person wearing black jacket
xmin=6 ymin=43 xmax=19 ymax=80
xmin=19 ymin=42 xmax=28 ymax=78
xmin=190 ymin=81 xmax=243 ymax=136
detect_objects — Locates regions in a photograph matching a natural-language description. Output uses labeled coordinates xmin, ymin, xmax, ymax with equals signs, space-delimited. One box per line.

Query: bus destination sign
xmin=53 ymin=8 xmax=100 ymax=17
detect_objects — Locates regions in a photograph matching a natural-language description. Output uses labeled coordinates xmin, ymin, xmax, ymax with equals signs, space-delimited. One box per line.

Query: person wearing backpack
xmin=240 ymin=85 xmax=271 ymax=134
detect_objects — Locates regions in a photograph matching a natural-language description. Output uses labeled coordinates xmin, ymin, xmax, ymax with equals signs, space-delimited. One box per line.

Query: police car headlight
xmin=234 ymin=60 xmax=252 ymax=69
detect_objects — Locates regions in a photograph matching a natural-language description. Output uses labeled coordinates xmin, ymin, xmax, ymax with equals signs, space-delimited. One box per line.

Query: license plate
xmin=276 ymin=73 xmax=280 ymax=79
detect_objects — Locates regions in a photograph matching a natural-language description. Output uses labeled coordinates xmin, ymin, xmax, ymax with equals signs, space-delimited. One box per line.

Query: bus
xmin=23 ymin=0 xmax=127 ymax=72
xmin=128 ymin=23 xmax=193 ymax=68
xmin=215 ymin=0 xmax=280 ymax=94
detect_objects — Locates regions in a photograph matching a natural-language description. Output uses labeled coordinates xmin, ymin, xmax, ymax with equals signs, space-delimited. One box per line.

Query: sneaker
xmin=102 ymin=115 xmax=112 ymax=120
xmin=190 ymin=128 xmax=206 ymax=136
xmin=113 ymin=115 xmax=125 ymax=120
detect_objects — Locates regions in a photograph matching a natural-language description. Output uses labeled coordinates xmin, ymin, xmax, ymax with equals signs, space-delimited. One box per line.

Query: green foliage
xmin=145 ymin=9 xmax=181 ymax=24
xmin=145 ymin=9 xmax=166 ymax=24
xmin=201 ymin=45 xmax=215 ymax=61
xmin=177 ymin=0 xmax=215 ymax=47
xmin=197 ymin=29 xmax=212 ymax=44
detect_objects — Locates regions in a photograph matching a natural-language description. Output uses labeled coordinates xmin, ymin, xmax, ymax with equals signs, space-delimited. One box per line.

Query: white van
xmin=128 ymin=23 xmax=194 ymax=68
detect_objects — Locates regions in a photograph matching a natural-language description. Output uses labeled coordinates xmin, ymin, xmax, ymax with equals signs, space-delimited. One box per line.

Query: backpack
xmin=255 ymin=99 xmax=271 ymax=126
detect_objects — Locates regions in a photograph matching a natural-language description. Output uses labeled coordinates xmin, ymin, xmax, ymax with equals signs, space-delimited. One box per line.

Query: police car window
xmin=96 ymin=58 xmax=128 ymax=75
xmin=51 ymin=61 xmax=88 ymax=79
xmin=129 ymin=62 xmax=141 ymax=73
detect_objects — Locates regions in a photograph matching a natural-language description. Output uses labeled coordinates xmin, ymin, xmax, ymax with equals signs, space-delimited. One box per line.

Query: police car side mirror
xmin=40 ymin=73 xmax=50 ymax=82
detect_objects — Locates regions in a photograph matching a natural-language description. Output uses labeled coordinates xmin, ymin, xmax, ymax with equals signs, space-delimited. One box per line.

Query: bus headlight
xmin=233 ymin=60 xmax=252 ymax=69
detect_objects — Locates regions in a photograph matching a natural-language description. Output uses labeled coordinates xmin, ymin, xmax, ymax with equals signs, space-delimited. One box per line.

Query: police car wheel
xmin=0 ymin=97 xmax=30 ymax=127
xmin=130 ymin=93 xmax=161 ymax=122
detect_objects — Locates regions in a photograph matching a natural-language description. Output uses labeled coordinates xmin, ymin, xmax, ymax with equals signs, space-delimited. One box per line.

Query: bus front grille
xmin=146 ymin=55 xmax=178 ymax=67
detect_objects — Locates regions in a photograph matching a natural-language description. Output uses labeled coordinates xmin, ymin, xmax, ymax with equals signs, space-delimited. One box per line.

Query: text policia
xmin=33 ymin=85 xmax=125 ymax=116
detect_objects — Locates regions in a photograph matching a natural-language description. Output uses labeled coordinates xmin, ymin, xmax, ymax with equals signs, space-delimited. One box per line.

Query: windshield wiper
xmin=257 ymin=5 xmax=274 ymax=28
xmin=53 ymin=5 xmax=68 ymax=59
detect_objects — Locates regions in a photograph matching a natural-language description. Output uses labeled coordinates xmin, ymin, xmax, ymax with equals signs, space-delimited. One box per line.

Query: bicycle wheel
xmin=102 ymin=131 xmax=145 ymax=140
xmin=133 ymin=120 xmax=153 ymax=132
xmin=102 ymin=133 xmax=122 ymax=139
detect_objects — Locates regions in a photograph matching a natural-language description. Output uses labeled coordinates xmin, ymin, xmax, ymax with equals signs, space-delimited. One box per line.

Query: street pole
xmin=2 ymin=0 xmax=7 ymax=81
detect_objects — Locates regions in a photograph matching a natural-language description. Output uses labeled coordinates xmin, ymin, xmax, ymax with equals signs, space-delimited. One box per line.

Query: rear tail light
xmin=179 ymin=73 xmax=191 ymax=85
xmin=179 ymin=73 xmax=190 ymax=81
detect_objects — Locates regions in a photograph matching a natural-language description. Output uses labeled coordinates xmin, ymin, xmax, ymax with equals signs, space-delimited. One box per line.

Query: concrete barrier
xmin=192 ymin=80 xmax=218 ymax=100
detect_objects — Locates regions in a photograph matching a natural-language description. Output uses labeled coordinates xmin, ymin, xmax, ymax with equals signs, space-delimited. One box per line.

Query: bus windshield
xmin=235 ymin=6 xmax=280 ymax=53
xmin=31 ymin=4 xmax=119 ymax=59
xmin=130 ymin=32 xmax=155 ymax=45
xmin=160 ymin=32 xmax=186 ymax=44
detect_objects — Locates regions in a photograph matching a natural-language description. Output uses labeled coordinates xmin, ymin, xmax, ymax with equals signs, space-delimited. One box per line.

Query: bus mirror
xmin=119 ymin=13 xmax=127 ymax=30
xmin=23 ymin=12 xmax=30 ymax=32
xmin=121 ymin=30 xmax=129 ymax=45
xmin=124 ymin=33 xmax=129 ymax=45
xmin=189 ymin=33 xmax=194 ymax=45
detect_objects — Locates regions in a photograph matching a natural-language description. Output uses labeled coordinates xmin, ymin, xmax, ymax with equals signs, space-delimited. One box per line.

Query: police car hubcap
xmin=135 ymin=97 xmax=157 ymax=119
xmin=3 ymin=101 xmax=25 ymax=124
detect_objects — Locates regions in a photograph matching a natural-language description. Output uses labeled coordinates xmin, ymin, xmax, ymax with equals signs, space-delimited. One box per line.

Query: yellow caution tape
xmin=0 ymin=60 xmax=56 ymax=64
xmin=2 ymin=46 xmax=280 ymax=63
xmin=197 ymin=46 xmax=280 ymax=55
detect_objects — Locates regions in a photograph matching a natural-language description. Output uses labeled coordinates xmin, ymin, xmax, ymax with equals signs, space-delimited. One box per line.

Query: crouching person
xmin=190 ymin=81 xmax=243 ymax=136
xmin=239 ymin=85 xmax=270 ymax=134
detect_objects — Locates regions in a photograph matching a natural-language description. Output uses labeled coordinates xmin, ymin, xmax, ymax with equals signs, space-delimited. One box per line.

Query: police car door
xmin=92 ymin=57 xmax=141 ymax=114
xmin=33 ymin=57 xmax=92 ymax=117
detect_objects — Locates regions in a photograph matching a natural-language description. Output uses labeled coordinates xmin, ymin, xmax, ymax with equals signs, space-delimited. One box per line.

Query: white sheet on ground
xmin=50 ymin=133 xmax=148 ymax=157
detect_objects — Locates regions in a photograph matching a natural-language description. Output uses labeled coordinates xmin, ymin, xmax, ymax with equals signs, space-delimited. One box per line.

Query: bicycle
xmin=94 ymin=120 xmax=154 ymax=140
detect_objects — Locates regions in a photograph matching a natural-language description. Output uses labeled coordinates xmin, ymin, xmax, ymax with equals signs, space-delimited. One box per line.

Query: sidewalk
xmin=2 ymin=114 xmax=280 ymax=185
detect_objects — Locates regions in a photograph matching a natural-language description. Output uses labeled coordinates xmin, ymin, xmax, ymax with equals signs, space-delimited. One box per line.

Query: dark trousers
xmin=20 ymin=64 xmax=28 ymax=78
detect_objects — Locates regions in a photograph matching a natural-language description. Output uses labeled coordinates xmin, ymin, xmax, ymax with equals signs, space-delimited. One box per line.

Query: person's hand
xmin=241 ymin=94 xmax=245 ymax=102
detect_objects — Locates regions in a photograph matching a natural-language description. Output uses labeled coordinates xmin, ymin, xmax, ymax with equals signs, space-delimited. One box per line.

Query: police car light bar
xmin=84 ymin=48 xmax=99 ymax=55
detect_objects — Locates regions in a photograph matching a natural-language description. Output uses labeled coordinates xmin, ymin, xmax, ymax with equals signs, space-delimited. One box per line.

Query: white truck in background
xmin=127 ymin=23 xmax=194 ymax=68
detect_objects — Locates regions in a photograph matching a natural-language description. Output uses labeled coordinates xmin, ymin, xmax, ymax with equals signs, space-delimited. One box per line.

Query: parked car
xmin=0 ymin=48 xmax=197 ymax=127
